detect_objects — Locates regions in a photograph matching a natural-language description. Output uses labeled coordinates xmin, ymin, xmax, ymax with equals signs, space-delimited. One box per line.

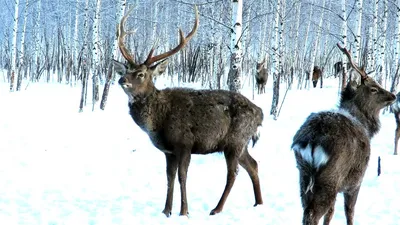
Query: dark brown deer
xmin=255 ymin=58 xmax=267 ymax=94
xmin=312 ymin=66 xmax=322 ymax=88
xmin=113 ymin=6 xmax=263 ymax=217
xmin=392 ymin=92 xmax=400 ymax=155
xmin=291 ymin=43 xmax=396 ymax=225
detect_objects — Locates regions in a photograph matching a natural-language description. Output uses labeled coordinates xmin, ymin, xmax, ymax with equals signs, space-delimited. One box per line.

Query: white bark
xmin=10 ymin=0 xmax=20 ymax=92
xmin=73 ymin=0 xmax=80 ymax=63
xmin=227 ymin=0 xmax=243 ymax=92
xmin=354 ymin=0 xmax=363 ymax=64
xmin=92 ymin=0 xmax=102 ymax=111
xmin=257 ymin=0 xmax=268 ymax=62
xmin=34 ymin=0 xmax=41 ymax=81
xmin=367 ymin=27 xmax=374 ymax=72
xmin=270 ymin=0 xmax=280 ymax=116
xmin=16 ymin=0 xmax=29 ymax=91
xmin=397 ymin=0 xmax=400 ymax=66
xmin=112 ymin=0 xmax=127 ymax=59
xmin=372 ymin=0 xmax=378 ymax=72
xmin=299 ymin=1 xmax=313 ymax=89
xmin=293 ymin=1 xmax=301 ymax=72
xmin=151 ymin=0 xmax=160 ymax=44
xmin=377 ymin=0 xmax=388 ymax=84
xmin=340 ymin=0 xmax=348 ymax=91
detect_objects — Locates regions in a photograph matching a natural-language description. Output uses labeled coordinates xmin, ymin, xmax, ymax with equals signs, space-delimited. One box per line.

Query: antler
xmin=118 ymin=7 xmax=138 ymax=67
xmin=336 ymin=43 xmax=367 ymax=80
xmin=144 ymin=5 xmax=199 ymax=66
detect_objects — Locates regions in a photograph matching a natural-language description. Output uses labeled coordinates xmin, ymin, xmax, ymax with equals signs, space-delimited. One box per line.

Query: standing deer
xmin=392 ymin=92 xmax=400 ymax=155
xmin=113 ymin=6 xmax=264 ymax=217
xmin=312 ymin=66 xmax=322 ymax=88
xmin=291 ymin=43 xmax=396 ymax=225
xmin=255 ymin=58 xmax=268 ymax=94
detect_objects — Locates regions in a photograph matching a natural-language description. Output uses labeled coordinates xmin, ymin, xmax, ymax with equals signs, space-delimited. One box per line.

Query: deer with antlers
xmin=113 ymin=6 xmax=264 ymax=217
xmin=291 ymin=43 xmax=396 ymax=225
xmin=255 ymin=58 xmax=268 ymax=94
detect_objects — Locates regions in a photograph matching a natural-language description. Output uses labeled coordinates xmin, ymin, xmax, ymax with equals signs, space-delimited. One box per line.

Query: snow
xmin=0 ymin=77 xmax=399 ymax=225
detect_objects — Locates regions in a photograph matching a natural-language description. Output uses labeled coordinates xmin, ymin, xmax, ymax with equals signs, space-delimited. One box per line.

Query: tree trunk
xmin=92 ymin=0 xmax=101 ymax=111
xmin=354 ymin=0 xmax=363 ymax=64
xmin=270 ymin=0 xmax=281 ymax=117
xmin=340 ymin=0 xmax=348 ymax=92
xmin=227 ymin=0 xmax=243 ymax=93
xmin=10 ymin=0 xmax=20 ymax=92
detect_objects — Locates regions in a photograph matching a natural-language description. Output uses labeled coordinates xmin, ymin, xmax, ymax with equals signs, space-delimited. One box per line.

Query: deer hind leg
xmin=343 ymin=187 xmax=361 ymax=225
xmin=302 ymin=186 xmax=337 ymax=225
xmin=178 ymin=150 xmax=191 ymax=216
xmin=394 ymin=113 xmax=400 ymax=155
xmin=238 ymin=147 xmax=263 ymax=206
xmin=210 ymin=148 xmax=240 ymax=215
xmin=322 ymin=204 xmax=335 ymax=225
xmin=162 ymin=153 xmax=179 ymax=217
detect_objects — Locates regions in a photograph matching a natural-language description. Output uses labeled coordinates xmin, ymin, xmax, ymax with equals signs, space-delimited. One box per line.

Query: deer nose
xmin=118 ymin=77 xmax=127 ymax=85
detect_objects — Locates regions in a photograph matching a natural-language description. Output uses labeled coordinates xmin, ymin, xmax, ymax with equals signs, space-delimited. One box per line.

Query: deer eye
xmin=370 ymin=87 xmax=378 ymax=93
xmin=137 ymin=73 xmax=145 ymax=78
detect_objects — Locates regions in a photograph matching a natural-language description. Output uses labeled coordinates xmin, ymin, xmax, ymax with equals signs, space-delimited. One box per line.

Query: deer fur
xmin=113 ymin=6 xmax=264 ymax=217
xmin=292 ymin=44 xmax=396 ymax=225
xmin=312 ymin=66 xmax=322 ymax=88
xmin=392 ymin=92 xmax=400 ymax=155
xmin=255 ymin=58 xmax=268 ymax=94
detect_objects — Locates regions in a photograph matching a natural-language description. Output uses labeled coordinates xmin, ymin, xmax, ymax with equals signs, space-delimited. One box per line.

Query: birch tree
xmin=377 ymin=0 xmax=388 ymax=85
xmin=78 ymin=0 xmax=91 ymax=112
xmin=354 ymin=0 xmax=363 ymax=64
xmin=227 ymin=0 xmax=243 ymax=93
xmin=100 ymin=0 xmax=127 ymax=110
xmin=73 ymin=0 xmax=81 ymax=85
xmin=299 ymin=1 xmax=313 ymax=89
xmin=34 ymin=0 xmax=42 ymax=81
xmin=92 ymin=0 xmax=102 ymax=111
xmin=340 ymin=0 xmax=348 ymax=91
xmin=16 ymin=0 xmax=29 ymax=91
xmin=270 ymin=0 xmax=280 ymax=116
xmin=9 ymin=0 xmax=20 ymax=92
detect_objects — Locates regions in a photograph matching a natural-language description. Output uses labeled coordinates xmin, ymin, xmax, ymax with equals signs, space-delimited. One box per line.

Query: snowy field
xmin=0 ymin=76 xmax=399 ymax=225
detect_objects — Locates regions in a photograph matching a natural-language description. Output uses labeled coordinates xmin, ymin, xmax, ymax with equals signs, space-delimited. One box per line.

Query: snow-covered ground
xmin=0 ymin=76 xmax=399 ymax=225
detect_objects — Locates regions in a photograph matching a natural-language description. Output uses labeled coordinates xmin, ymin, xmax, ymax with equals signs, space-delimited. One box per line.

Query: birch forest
xmin=1 ymin=0 xmax=400 ymax=114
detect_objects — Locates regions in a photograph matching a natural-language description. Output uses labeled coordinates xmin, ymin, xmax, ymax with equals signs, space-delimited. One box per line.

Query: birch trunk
xmin=79 ymin=0 xmax=91 ymax=112
xmin=340 ymin=0 xmax=348 ymax=92
xmin=34 ymin=0 xmax=41 ymax=81
xmin=17 ymin=0 xmax=28 ymax=91
xmin=227 ymin=0 xmax=243 ymax=93
xmin=100 ymin=0 xmax=127 ymax=110
xmin=367 ymin=27 xmax=374 ymax=72
xmin=92 ymin=0 xmax=101 ymax=111
xmin=9 ymin=0 xmax=20 ymax=92
xmin=292 ymin=1 xmax=301 ymax=86
xmin=372 ymin=0 xmax=378 ymax=76
xmin=397 ymin=0 xmax=400 ymax=67
xmin=299 ymin=1 xmax=313 ymax=89
xmin=73 ymin=0 xmax=80 ymax=85
xmin=270 ymin=0 xmax=280 ymax=116
xmin=377 ymin=0 xmax=388 ymax=85
xmin=354 ymin=0 xmax=363 ymax=64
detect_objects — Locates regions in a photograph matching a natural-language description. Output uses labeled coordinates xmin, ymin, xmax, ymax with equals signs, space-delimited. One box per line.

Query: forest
xmin=1 ymin=0 xmax=399 ymax=114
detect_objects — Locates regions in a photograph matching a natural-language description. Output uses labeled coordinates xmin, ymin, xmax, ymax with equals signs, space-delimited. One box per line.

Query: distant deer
xmin=113 ymin=6 xmax=263 ymax=217
xmin=312 ymin=66 xmax=322 ymax=88
xmin=392 ymin=92 xmax=400 ymax=155
xmin=255 ymin=58 xmax=267 ymax=94
xmin=333 ymin=61 xmax=351 ymax=78
xmin=291 ymin=43 xmax=396 ymax=225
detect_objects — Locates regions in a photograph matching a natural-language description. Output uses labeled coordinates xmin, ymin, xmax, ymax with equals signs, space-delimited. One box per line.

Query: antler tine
xmin=118 ymin=6 xmax=138 ymax=67
xmin=336 ymin=43 xmax=366 ymax=79
xmin=144 ymin=5 xmax=199 ymax=66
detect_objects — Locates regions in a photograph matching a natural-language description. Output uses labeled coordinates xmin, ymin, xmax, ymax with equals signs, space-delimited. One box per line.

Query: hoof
xmin=254 ymin=202 xmax=263 ymax=207
xmin=179 ymin=211 xmax=189 ymax=217
xmin=210 ymin=209 xmax=220 ymax=215
xmin=162 ymin=210 xmax=172 ymax=218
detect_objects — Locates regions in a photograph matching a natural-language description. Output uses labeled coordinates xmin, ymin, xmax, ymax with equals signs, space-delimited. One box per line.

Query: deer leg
xmin=178 ymin=151 xmax=191 ymax=216
xmin=162 ymin=153 xmax=178 ymax=217
xmin=322 ymin=204 xmax=335 ymax=225
xmin=394 ymin=113 xmax=400 ymax=155
xmin=210 ymin=150 xmax=239 ymax=215
xmin=343 ymin=187 xmax=361 ymax=225
xmin=302 ymin=187 xmax=337 ymax=225
xmin=238 ymin=148 xmax=263 ymax=206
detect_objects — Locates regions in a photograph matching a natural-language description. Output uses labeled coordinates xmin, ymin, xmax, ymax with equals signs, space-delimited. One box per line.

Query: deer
xmin=255 ymin=58 xmax=267 ymax=94
xmin=112 ymin=6 xmax=264 ymax=217
xmin=392 ymin=92 xmax=400 ymax=155
xmin=312 ymin=66 xmax=322 ymax=88
xmin=291 ymin=43 xmax=396 ymax=225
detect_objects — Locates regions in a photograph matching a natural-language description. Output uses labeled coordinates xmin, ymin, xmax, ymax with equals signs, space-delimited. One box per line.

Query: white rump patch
xmin=293 ymin=144 xmax=329 ymax=169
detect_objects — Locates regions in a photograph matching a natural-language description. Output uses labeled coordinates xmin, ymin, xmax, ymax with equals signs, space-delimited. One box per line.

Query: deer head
xmin=113 ymin=6 xmax=199 ymax=101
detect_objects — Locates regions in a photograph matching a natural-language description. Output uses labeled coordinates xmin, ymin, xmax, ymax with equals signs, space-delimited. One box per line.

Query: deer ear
xmin=150 ymin=60 xmax=169 ymax=76
xmin=348 ymin=69 xmax=362 ymax=89
xmin=113 ymin=60 xmax=127 ymax=75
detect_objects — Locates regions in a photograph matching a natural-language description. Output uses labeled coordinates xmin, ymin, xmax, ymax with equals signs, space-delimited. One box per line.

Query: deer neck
xmin=339 ymin=101 xmax=380 ymax=138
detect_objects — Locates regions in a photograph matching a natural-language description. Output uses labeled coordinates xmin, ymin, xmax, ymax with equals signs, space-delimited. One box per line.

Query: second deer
xmin=292 ymin=43 xmax=396 ymax=225
xmin=392 ymin=92 xmax=400 ymax=155
xmin=255 ymin=58 xmax=268 ymax=94
xmin=113 ymin=6 xmax=264 ymax=217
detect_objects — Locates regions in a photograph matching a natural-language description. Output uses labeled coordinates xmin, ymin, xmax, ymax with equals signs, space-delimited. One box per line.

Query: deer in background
xmin=312 ymin=66 xmax=322 ymax=88
xmin=113 ymin=6 xmax=264 ymax=217
xmin=392 ymin=92 xmax=400 ymax=155
xmin=292 ymin=43 xmax=396 ymax=225
xmin=255 ymin=58 xmax=268 ymax=94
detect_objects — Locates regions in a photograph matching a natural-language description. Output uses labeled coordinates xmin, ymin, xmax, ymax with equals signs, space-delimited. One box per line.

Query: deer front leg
xmin=343 ymin=187 xmax=360 ymax=225
xmin=178 ymin=151 xmax=191 ymax=216
xmin=162 ymin=153 xmax=178 ymax=217
xmin=210 ymin=150 xmax=239 ymax=215
xmin=394 ymin=113 xmax=400 ymax=155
